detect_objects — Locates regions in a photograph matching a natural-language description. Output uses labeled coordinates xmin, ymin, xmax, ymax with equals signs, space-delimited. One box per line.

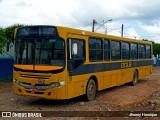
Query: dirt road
xmin=0 ymin=67 xmax=160 ymax=119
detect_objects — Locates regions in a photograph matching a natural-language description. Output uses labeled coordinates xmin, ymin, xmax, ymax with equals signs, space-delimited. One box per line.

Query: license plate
xmin=30 ymin=88 xmax=39 ymax=93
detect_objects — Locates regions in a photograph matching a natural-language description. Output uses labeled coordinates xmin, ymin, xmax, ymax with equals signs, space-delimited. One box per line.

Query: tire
xmin=86 ymin=79 xmax=97 ymax=101
xmin=131 ymin=71 xmax=138 ymax=86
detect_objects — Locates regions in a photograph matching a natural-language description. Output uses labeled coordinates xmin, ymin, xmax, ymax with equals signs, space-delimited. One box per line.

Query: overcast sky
xmin=0 ymin=0 xmax=160 ymax=43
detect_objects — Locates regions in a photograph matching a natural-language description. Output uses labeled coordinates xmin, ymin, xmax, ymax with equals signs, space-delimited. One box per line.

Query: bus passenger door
xmin=67 ymin=38 xmax=86 ymax=98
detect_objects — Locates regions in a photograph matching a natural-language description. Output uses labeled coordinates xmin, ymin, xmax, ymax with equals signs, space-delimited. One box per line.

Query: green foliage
xmin=4 ymin=24 xmax=24 ymax=42
xmin=0 ymin=24 xmax=25 ymax=54
xmin=0 ymin=27 xmax=6 ymax=54
xmin=142 ymin=39 xmax=160 ymax=55
xmin=153 ymin=43 xmax=160 ymax=55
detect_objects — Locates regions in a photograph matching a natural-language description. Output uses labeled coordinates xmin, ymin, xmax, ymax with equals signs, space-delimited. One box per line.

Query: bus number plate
xmin=30 ymin=88 xmax=39 ymax=93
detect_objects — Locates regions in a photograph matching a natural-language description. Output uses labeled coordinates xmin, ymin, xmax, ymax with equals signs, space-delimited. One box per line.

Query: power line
xmin=80 ymin=22 xmax=92 ymax=30
xmin=94 ymin=19 xmax=112 ymax=32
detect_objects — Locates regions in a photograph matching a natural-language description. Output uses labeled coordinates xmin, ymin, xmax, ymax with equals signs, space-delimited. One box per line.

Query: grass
xmin=0 ymin=78 xmax=12 ymax=82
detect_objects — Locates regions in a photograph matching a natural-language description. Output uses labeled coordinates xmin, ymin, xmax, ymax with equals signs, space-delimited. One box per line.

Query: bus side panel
xmin=103 ymin=70 xmax=118 ymax=89
xmin=74 ymin=81 xmax=85 ymax=97
xmin=67 ymin=81 xmax=75 ymax=99
xmin=138 ymin=66 xmax=146 ymax=79
xmin=56 ymin=72 xmax=67 ymax=99
xmin=67 ymin=72 xmax=104 ymax=99
xmin=103 ymin=74 xmax=112 ymax=89
xmin=118 ymin=69 xmax=126 ymax=85
xmin=145 ymin=65 xmax=152 ymax=76
xmin=67 ymin=75 xmax=86 ymax=99
xmin=125 ymin=68 xmax=134 ymax=83
xmin=96 ymin=72 xmax=103 ymax=91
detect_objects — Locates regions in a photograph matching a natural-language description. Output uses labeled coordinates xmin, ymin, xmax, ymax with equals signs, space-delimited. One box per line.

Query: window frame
xmin=111 ymin=40 xmax=121 ymax=60
xmin=67 ymin=38 xmax=86 ymax=71
xmin=138 ymin=44 xmax=146 ymax=59
xmin=89 ymin=37 xmax=103 ymax=62
xmin=131 ymin=42 xmax=138 ymax=60
xmin=146 ymin=44 xmax=151 ymax=59
xmin=68 ymin=38 xmax=86 ymax=60
xmin=121 ymin=41 xmax=130 ymax=60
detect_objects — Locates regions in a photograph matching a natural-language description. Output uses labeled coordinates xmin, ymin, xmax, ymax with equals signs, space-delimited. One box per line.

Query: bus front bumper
xmin=13 ymin=79 xmax=66 ymax=100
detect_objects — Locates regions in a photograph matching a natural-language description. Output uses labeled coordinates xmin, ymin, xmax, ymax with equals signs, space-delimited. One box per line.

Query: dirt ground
xmin=1 ymin=66 xmax=160 ymax=119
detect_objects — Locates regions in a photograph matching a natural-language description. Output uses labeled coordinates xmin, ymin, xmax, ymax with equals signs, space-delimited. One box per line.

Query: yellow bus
xmin=13 ymin=25 xmax=152 ymax=101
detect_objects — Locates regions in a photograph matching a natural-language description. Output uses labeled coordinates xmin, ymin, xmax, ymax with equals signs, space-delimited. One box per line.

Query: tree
xmin=0 ymin=27 xmax=6 ymax=54
xmin=142 ymin=39 xmax=160 ymax=56
xmin=5 ymin=24 xmax=24 ymax=43
xmin=153 ymin=43 xmax=160 ymax=55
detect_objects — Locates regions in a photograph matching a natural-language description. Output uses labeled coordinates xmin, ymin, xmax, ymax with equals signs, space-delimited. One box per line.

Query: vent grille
xmin=19 ymin=73 xmax=51 ymax=79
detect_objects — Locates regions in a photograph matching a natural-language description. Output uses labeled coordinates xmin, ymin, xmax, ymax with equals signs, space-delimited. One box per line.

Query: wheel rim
xmin=87 ymin=80 xmax=96 ymax=100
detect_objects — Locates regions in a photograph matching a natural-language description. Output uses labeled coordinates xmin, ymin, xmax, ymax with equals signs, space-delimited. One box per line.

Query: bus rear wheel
xmin=86 ymin=79 xmax=97 ymax=101
xmin=130 ymin=71 xmax=138 ymax=86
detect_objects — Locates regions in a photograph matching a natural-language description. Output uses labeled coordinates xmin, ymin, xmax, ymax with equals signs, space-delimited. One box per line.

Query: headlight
xmin=47 ymin=81 xmax=65 ymax=89
xmin=13 ymin=78 xmax=16 ymax=82
xmin=13 ymin=78 xmax=18 ymax=84
xmin=59 ymin=81 xmax=65 ymax=85
xmin=50 ymin=82 xmax=60 ymax=88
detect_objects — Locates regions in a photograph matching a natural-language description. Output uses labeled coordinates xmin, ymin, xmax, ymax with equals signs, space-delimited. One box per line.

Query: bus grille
xmin=19 ymin=73 xmax=51 ymax=79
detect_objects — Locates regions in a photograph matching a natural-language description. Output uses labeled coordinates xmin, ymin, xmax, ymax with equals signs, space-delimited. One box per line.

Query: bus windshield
xmin=15 ymin=38 xmax=65 ymax=67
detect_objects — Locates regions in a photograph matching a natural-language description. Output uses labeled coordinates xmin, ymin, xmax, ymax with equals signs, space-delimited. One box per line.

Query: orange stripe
xmin=14 ymin=64 xmax=63 ymax=71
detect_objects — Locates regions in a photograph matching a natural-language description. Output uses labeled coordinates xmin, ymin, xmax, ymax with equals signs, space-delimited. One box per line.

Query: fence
xmin=0 ymin=57 xmax=14 ymax=80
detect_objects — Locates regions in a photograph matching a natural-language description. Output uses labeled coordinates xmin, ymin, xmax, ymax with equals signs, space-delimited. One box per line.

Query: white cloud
xmin=0 ymin=0 xmax=80 ymax=27
xmin=153 ymin=35 xmax=160 ymax=43
xmin=141 ymin=23 xmax=160 ymax=35
xmin=0 ymin=0 xmax=160 ymax=43
xmin=15 ymin=1 xmax=32 ymax=7
xmin=1 ymin=0 xmax=160 ymax=27
xmin=124 ymin=28 xmax=140 ymax=39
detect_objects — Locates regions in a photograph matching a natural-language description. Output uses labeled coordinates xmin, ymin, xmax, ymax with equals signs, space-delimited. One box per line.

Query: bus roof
xmin=57 ymin=26 xmax=152 ymax=45
xmin=16 ymin=25 xmax=152 ymax=45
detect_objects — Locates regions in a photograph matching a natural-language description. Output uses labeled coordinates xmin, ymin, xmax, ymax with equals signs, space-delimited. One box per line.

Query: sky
xmin=0 ymin=0 xmax=160 ymax=43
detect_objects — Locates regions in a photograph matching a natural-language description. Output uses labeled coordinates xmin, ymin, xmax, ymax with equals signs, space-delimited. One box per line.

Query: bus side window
xmin=89 ymin=37 xmax=103 ymax=61
xmin=104 ymin=39 xmax=110 ymax=61
xmin=111 ymin=40 xmax=121 ymax=60
xmin=138 ymin=44 xmax=146 ymax=59
xmin=146 ymin=45 xmax=151 ymax=58
xmin=131 ymin=43 xmax=138 ymax=59
xmin=68 ymin=38 xmax=85 ymax=71
xmin=122 ymin=42 xmax=130 ymax=60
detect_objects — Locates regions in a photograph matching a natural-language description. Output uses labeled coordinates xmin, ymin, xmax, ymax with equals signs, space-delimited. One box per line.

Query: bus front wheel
xmin=86 ymin=79 xmax=97 ymax=101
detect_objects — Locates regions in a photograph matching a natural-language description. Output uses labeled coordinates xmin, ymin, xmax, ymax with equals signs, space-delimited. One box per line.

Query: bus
xmin=13 ymin=25 xmax=152 ymax=101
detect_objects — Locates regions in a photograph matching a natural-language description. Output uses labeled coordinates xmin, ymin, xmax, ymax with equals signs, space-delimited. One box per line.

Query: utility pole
xmin=92 ymin=19 xmax=96 ymax=32
xmin=121 ymin=24 xmax=124 ymax=37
